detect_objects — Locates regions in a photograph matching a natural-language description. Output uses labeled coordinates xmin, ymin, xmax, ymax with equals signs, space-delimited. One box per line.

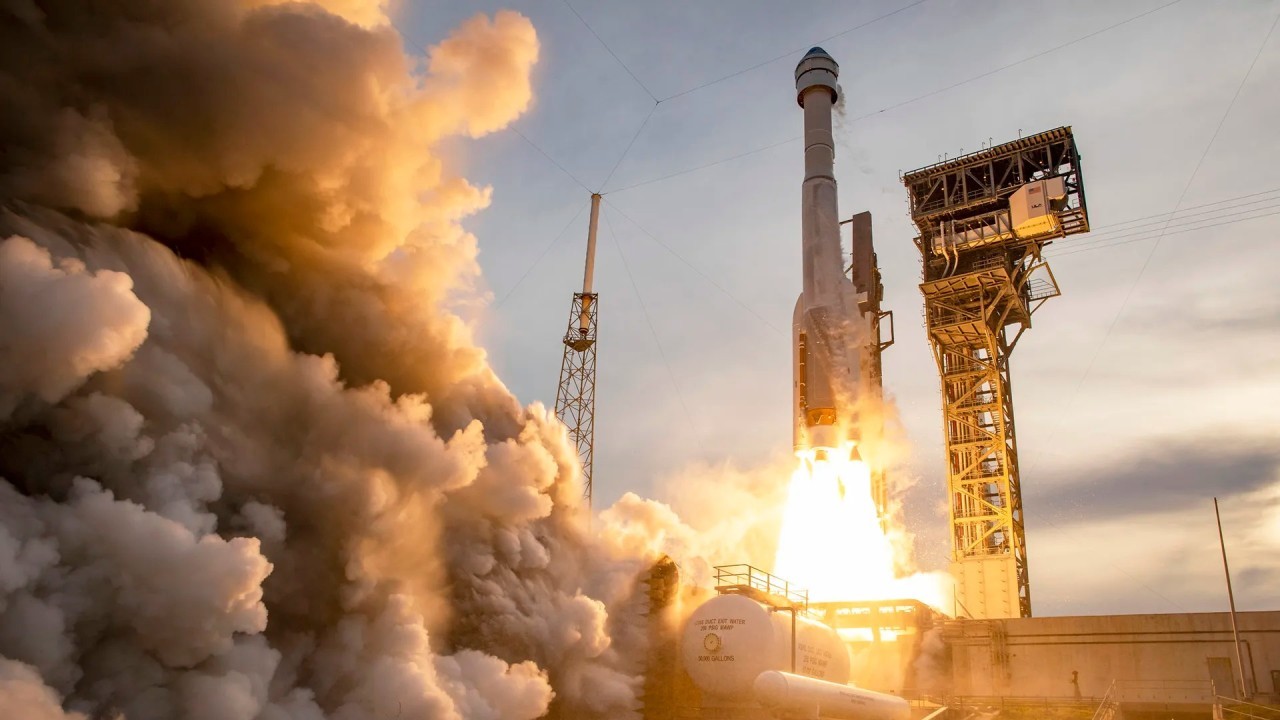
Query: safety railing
xmin=1112 ymin=679 xmax=1215 ymax=704
xmin=1026 ymin=277 xmax=1059 ymax=302
xmin=941 ymin=694 xmax=1102 ymax=718
xmin=1216 ymin=696 xmax=1280 ymax=720
xmin=1092 ymin=680 xmax=1119 ymax=720
xmin=712 ymin=564 xmax=808 ymax=608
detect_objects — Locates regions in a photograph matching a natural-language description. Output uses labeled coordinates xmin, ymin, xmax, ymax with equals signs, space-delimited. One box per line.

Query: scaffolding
xmin=902 ymin=127 xmax=1090 ymax=619
xmin=555 ymin=292 xmax=598 ymax=503
xmin=554 ymin=194 xmax=601 ymax=506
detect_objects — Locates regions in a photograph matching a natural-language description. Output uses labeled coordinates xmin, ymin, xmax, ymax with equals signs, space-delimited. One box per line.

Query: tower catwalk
xmin=555 ymin=193 xmax=602 ymax=507
xmin=902 ymin=128 xmax=1090 ymax=618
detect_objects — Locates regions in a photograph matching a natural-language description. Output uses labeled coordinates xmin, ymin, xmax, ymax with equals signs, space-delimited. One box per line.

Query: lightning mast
xmin=902 ymin=128 xmax=1090 ymax=618
xmin=555 ymin=193 xmax=602 ymax=507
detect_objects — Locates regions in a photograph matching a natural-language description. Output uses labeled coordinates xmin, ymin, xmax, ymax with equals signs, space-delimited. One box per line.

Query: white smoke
xmin=0 ymin=658 xmax=86 ymax=720
xmin=0 ymin=1 xmax=682 ymax=718
xmin=0 ymin=237 xmax=150 ymax=418
xmin=911 ymin=627 xmax=948 ymax=695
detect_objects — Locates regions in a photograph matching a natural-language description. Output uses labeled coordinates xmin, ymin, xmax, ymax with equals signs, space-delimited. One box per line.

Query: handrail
xmin=944 ymin=695 xmax=1102 ymax=706
xmin=1217 ymin=696 xmax=1280 ymax=718
xmin=712 ymin=564 xmax=808 ymax=607
xmin=1217 ymin=696 xmax=1280 ymax=713
xmin=1219 ymin=708 xmax=1280 ymax=720
xmin=1091 ymin=680 xmax=1118 ymax=720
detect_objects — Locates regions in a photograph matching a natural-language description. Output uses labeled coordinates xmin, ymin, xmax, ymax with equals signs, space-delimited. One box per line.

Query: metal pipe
xmin=781 ymin=607 xmax=796 ymax=674
xmin=1242 ymin=638 xmax=1258 ymax=697
xmin=578 ymin=193 xmax=601 ymax=331
xmin=1214 ymin=497 xmax=1247 ymax=699
xmin=582 ymin=193 xmax=600 ymax=295
xmin=770 ymin=606 xmax=798 ymax=673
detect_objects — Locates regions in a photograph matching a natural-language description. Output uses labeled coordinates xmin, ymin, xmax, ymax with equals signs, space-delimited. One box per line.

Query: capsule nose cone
xmin=794 ymin=45 xmax=840 ymax=92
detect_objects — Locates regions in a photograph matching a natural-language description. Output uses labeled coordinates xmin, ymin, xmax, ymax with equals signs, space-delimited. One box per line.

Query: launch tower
xmin=791 ymin=47 xmax=895 ymax=519
xmin=555 ymin=193 xmax=602 ymax=507
xmin=902 ymin=128 xmax=1089 ymax=618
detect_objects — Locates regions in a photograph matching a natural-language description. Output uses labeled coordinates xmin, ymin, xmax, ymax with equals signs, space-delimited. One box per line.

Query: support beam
xmin=902 ymin=127 xmax=1090 ymax=618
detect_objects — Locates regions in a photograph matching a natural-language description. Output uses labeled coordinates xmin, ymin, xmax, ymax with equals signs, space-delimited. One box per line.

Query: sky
xmin=397 ymin=0 xmax=1280 ymax=617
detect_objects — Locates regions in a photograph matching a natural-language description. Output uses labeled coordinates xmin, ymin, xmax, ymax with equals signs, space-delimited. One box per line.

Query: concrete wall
xmin=942 ymin=611 xmax=1280 ymax=702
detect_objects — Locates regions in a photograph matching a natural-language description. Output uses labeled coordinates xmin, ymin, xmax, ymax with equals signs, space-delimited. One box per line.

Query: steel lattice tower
xmin=555 ymin=194 xmax=601 ymax=506
xmin=902 ymin=128 xmax=1089 ymax=618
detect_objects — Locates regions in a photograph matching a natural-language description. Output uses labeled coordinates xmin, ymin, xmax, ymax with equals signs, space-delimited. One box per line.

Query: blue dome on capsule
xmin=795 ymin=46 xmax=839 ymax=105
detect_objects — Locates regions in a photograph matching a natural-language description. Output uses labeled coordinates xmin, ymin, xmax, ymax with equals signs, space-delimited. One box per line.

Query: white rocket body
xmin=792 ymin=47 xmax=867 ymax=459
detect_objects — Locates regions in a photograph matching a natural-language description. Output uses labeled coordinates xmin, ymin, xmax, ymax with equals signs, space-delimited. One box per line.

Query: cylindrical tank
xmin=754 ymin=670 xmax=910 ymax=720
xmin=680 ymin=593 xmax=850 ymax=697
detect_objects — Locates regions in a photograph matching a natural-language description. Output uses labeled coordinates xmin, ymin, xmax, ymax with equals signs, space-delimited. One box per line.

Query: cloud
xmin=1031 ymin=436 xmax=1280 ymax=526
xmin=1030 ymin=478 xmax=1280 ymax=616
xmin=1124 ymin=292 xmax=1280 ymax=338
xmin=0 ymin=236 xmax=150 ymax=419
xmin=1023 ymin=435 xmax=1280 ymax=616
xmin=241 ymin=0 xmax=393 ymax=29
xmin=0 ymin=659 xmax=85 ymax=720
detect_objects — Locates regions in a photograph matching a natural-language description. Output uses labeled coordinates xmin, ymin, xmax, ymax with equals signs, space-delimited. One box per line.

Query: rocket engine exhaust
xmin=791 ymin=48 xmax=870 ymax=465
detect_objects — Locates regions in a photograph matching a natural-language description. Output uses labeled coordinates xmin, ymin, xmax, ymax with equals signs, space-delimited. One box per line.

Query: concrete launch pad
xmin=641 ymin=558 xmax=1280 ymax=720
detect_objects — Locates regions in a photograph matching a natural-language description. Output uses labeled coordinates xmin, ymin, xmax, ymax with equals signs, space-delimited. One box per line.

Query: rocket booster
xmin=792 ymin=47 xmax=869 ymax=460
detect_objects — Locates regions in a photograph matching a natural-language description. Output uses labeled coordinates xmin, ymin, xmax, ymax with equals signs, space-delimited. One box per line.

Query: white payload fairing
xmin=792 ymin=47 xmax=874 ymax=461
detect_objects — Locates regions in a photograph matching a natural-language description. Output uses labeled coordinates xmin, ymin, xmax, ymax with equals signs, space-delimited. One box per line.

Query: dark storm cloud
xmin=1028 ymin=438 xmax=1280 ymax=525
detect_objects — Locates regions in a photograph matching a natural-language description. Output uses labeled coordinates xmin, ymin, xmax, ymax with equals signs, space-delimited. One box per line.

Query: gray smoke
xmin=0 ymin=1 xmax=675 ymax=718
xmin=911 ymin=628 xmax=948 ymax=695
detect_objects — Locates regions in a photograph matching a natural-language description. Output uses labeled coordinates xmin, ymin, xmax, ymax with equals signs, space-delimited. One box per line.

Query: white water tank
xmin=680 ymin=593 xmax=850 ymax=697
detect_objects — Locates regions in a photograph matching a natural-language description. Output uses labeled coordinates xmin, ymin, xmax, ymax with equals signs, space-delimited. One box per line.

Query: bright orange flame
xmin=835 ymin=627 xmax=904 ymax=642
xmin=774 ymin=447 xmax=948 ymax=608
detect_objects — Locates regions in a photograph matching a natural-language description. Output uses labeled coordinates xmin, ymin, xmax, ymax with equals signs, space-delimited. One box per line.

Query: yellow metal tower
xmin=902 ymin=127 xmax=1090 ymax=618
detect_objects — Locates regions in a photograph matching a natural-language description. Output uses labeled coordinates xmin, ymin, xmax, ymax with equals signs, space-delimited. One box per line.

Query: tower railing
xmin=712 ymin=564 xmax=808 ymax=608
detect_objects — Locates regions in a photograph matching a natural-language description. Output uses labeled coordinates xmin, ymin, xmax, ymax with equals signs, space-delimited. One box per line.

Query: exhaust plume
xmin=0 ymin=1 xmax=665 ymax=718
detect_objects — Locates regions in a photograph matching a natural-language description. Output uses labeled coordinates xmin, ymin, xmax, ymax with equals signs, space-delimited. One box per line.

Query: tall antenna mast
xmin=555 ymin=193 xmax=601 ymax=507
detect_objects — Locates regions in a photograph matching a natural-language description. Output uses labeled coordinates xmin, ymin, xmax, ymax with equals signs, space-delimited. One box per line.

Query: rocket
xmin=792 ymin=47 xmax=871 ymax=462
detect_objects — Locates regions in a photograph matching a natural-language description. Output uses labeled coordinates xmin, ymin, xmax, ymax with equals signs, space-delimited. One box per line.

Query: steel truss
xmin=555 ymin=293 xmax=598 ymax=505
xmin=903 ymin=127 xmax=1089 ymax=619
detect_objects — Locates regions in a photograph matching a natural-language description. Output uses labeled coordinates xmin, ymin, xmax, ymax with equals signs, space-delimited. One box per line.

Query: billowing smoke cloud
xmin=0 ymin=237 xmax=150 ymax=417
xmin=647 ymin=456 xmax=792 ymax=575
xmin=0 ymin=1 xmax=670 ymax=718
xmin=0 ymin=658 xmax=86 ymax=720
xmin=910 ymin=628 xmax=948 ymax=695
